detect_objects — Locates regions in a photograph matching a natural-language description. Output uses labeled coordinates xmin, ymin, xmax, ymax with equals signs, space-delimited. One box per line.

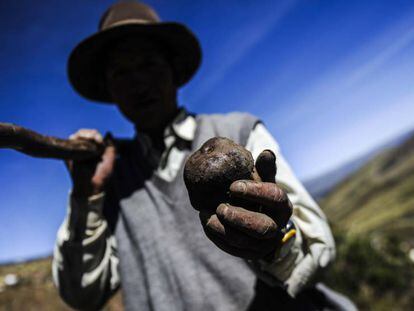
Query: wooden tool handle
xmin=0 ymin=122 xmax=105 ymax=160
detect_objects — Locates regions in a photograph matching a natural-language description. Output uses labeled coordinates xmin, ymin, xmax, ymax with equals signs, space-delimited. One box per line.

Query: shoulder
xmin=197 ymin=111 xmax=259 ymax=125
xmin=193 ymin=111 xmax=261 ymax=148
xmin=245 ymin=123 xmax=281 ymax=160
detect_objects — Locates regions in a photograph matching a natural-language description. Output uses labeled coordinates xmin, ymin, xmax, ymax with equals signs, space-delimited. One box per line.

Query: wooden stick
xmin=0 ymin=122 xmax=104 ymax=160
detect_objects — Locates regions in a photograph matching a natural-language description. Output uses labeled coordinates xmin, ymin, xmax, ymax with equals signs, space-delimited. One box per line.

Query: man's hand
xmin=66 ymin=129 xmax=116 ymax=198
xmin=199 ymin=150 xmax=293 ymax=260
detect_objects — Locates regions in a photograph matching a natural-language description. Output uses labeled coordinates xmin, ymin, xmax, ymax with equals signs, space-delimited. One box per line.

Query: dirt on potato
xmin=184 ymin=137 xmax=257 ymax=211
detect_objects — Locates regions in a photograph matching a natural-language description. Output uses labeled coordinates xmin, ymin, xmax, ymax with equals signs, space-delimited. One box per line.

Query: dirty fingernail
xmin=231 ymin=181 xmax=247 ymax=194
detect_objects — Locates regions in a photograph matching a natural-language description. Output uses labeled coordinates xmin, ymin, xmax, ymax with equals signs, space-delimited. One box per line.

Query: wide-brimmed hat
xmin=68 ymin=1 xmax=202 ymax=103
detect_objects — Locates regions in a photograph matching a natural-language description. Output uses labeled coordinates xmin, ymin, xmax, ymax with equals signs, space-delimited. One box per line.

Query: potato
xmin=184 ymin=137 xmax=260 ymax=211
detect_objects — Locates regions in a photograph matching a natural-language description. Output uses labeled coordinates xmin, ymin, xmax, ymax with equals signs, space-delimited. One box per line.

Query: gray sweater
xmin=53 ymin=112 xmax=338 ymax=310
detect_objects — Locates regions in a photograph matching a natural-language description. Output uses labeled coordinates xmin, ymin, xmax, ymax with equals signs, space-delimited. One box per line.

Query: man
xmin=53 ymin=1 xmax=353 ymax=310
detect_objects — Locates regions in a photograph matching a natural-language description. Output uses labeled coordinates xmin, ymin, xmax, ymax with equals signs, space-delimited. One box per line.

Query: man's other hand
xmin=66 ymin=129 xmax=116 ymax=198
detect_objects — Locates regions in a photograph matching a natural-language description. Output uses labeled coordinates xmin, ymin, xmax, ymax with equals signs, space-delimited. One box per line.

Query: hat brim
xmin=68 ymin=22 xmax=202 ymax=103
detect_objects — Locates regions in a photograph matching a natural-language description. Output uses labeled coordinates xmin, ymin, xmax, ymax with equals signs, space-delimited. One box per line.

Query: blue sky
xmin=0 ymin=0 xmax=414 ymax=262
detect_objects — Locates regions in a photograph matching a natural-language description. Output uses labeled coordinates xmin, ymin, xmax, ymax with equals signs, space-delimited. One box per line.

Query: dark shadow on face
xmin=105 ymin=37 xmax=178 ymax=134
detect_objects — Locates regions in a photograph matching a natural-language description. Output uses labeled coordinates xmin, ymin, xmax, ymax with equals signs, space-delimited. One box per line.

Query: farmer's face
xmin=105 ymin=38 xmax=177 ymax=132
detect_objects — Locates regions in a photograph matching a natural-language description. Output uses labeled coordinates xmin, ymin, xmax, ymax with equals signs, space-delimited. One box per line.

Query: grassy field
xmin=321 ymin=134 xmax=414 ymax=239
xmin=0 ymin=257 xmax=123 ymax=310
xmin=320 ymin=133 xmax=414 ymax=310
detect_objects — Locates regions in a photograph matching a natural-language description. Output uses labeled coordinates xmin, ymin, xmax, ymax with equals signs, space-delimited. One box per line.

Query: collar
xmin=163 ymin=107 xmax=197 ymax=142
xmin=135 ymin=107 xmax=196 ymax=158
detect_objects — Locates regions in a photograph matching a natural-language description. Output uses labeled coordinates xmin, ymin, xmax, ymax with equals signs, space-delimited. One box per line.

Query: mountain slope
xmin=319 ymin=132 xmax=414 ymax=310
xmin=320 ymin=132 xmax=414 ymax=240
xmin=304 ymin=129 xmax=414 ymax=199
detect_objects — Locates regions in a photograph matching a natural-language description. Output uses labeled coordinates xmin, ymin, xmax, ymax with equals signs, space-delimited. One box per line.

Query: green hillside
xmin=321 ymin=133 xmax=414 ymax=238
xmin=320 ymin=132 xmax=414 ymax=310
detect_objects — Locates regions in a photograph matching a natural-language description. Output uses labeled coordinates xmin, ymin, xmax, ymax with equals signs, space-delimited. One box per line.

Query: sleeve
xmin=245 ymin=123 xmax=336 ymax=297
xmin=52 ymin=191 xmax=121 ymax=310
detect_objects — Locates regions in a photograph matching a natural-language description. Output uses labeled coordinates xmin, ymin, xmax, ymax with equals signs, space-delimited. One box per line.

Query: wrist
xmin=262 ymin=220 xmax=297 ymax=263
xmin=273 ymin=220 xmax=297 ymax=261
xmin=68 ymin=190 xmax=105 ymax=242
xmin=72 ymin=190 xmax=93 ymax=201
xmin=72 ymin=183 xmax=103 ymax=199
xmin=71 ymin=187 xmax=104 ymax=202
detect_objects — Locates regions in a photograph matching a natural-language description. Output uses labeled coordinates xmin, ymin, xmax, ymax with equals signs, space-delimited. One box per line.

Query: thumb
xmin=255 ymin=149 xmax=277 ymax=183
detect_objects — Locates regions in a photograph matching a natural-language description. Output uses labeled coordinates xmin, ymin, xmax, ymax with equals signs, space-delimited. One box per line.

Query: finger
xmin=204 ymin=229 xmax=274 ymax=260
xmin=255 ymin=149 xmax=276 ymax=183
xmin=215 ymin=203 xmax=280 ymax=239
xmin=69 ymin=129 xmax=103 ymax=143
xmin=204 ymin=213 xmax=278 ymax=249
xmin=69 ymin=129 xmax=92 ymax=140
xmin=92 ymin=145 xmax=116 ymax=186
xmin=200 ymin=213 xmax=277 ymax=259
xmin=230 ymin=180 xmax=287 ymax=206
xmin=230 ymin=181 xmax=292 ymax=226
xmin=205 ymin=229 xmax=266 ymax=259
